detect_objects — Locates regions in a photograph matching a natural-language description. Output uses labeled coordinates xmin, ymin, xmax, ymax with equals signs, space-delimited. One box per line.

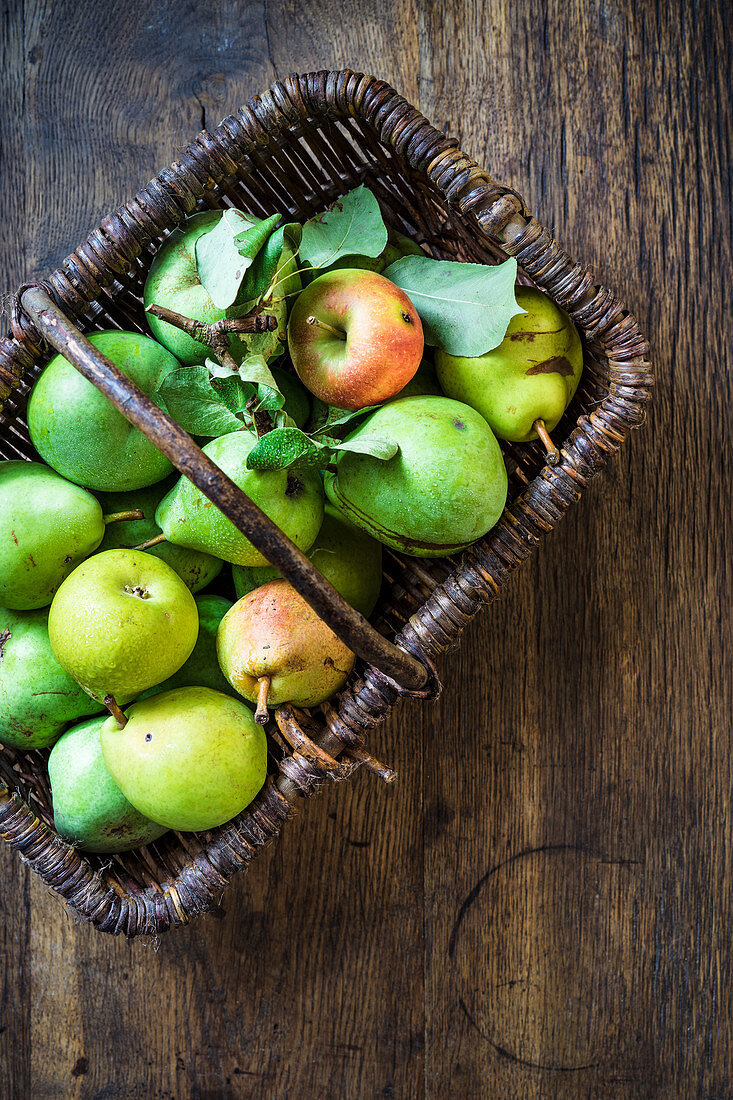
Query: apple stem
xmin=255 ymin=677 xmax=271 ymax=725
xmin=103 ymin=509 xmax=144 ymax=525
xmin=104 ymin=694 xmax=128 ymax=729
xmin=133 ymin=533 xmax=167 ymax=551
xmin=306 ymin=315 xmax=346 ymax=340
xmin=533 ymin=419 xmax=560 ymax=465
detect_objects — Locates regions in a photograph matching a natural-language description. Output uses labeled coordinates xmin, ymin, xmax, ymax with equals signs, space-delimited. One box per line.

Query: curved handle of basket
xmin=20 ymin=287 xmax=428 ymax=693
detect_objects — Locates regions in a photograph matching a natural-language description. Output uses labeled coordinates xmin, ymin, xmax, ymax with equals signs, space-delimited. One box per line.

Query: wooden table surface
xmin=1 ymin=1 xmax=729 ymax=1096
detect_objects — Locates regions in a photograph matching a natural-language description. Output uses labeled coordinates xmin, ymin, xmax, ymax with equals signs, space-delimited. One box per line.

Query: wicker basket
xmin=0 ymin=70 xmax=652 ymax=937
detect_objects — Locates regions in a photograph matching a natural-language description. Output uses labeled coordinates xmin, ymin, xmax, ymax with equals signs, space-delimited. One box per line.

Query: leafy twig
xmin=145 ymin=302 xmax=277 ymax=376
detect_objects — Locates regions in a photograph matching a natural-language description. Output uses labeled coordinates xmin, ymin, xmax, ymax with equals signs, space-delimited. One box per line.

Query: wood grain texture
xmin=0 ymin=0 xmax=730 ymax=1096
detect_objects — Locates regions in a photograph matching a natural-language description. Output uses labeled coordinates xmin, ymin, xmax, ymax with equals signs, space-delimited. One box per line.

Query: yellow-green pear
xmin=435 ymin=287 xmax=583 ymax=448
xmin=100 ymin=687 xmax=267 ymax=831
xmin=48 ymin=550 xmax=198 ymax=700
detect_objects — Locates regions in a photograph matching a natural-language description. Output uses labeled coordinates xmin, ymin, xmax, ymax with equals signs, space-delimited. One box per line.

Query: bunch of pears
xmin=1 ymin=208 xmax=583 ymax=857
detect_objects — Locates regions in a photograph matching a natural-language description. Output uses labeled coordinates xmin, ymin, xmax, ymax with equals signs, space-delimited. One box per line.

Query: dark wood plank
xmin=417 ymin=0 xmax=732 ymax=1095
xmin=0 ymin=0 xmax=730 ymax=1096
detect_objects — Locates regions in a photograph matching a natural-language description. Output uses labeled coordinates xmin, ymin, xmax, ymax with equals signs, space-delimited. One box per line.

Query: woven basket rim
xmin=0 ymin=69 xmax=652 ymax=937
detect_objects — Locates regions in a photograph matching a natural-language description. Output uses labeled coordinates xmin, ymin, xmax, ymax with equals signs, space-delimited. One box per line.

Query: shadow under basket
xmin=0 ymin=70 xmax=652 ymax=937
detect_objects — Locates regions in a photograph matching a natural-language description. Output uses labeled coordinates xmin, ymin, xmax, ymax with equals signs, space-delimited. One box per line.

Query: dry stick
xmin=348 ymin=745 xmax=398 ymax=784
xmin=533 ymin=418 xmax=560 ymax=465
xmin=145 ymin=301 xmax=276 ymax=340
xmin=255 ymin=677 xmax=271 ymax=725
xmin=103 ymin=509 xmax=144 ymax=525
xmin=104 ymin=695 xmax=128 ymax=729
xmin=306 ymin=315 xmax=346 ymax=340
xmin=145 ymin=302 xmax=277 ymax=375
xmin=145 ymin=301 xmax=277 ymax=425
xmin=133 ymin=532 xmax=167 ymax=551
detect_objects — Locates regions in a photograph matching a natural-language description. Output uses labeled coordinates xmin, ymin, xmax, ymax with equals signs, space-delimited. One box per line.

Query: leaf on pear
xmin=300 ymin=185 xmax=388 ymax=269
xmin=240 ymin=221 xmax=302 ymax=306
xmin=205 ymin=356 xmax=237 ymax=380
xmin=311 ymin=403 xmax=381 ymax=436
xmin=242 ymin=296 xmax=288 ymax=364
xmin=382 ymin=255 xmax=524 ymax=356
xmin=245 ymin=427 xmax=327 ymax=472
xmin=194 ymin=209 xmax=259 ymax=310
xmin=217 ymin=375 xmax=255 ymax=415
xmin=267 ymin=222 xmax=302 ymax=303
xmin=255 ymin=385 xmax=286 ymax=413
xmin=330 ymin=436 xmax=400 ymax=461
xmin=236 ymin=353 xmax=280 ymax=392
xmin=157 ymin=367 xmax=243 ymax=436
xmin=233 ymin=212 xmax=281 ymax=268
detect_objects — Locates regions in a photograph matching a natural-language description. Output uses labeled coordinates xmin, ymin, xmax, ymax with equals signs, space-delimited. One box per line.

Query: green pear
xmin=28 ymin=330 xmax=179 ymax=491
xmin=96 ymin=479 xmax=222 ymax=593
xmin=435 ymin=286 xmax=583 ymax=444
xmin=48 ymin=550 xmax=199 ymax=700
xmin=140 ymin=594 xmax=235 ymax=699
xmin=233 ymin=504 xmax=382 ymax=617
xmin=155 ymin=430 xmax=324 ymax=567
xmin=144 ymin=210 xmax=258 ymax=366
xmin=217 ymin=579 xmax=355 ymax=716
xmin=0 ymin=608 xmax=104 ymax=749
xmin=100 ymin=687 xmax=267 ymax=831
xmin=48 ymin=717 xmax=168 ymax=853
xmin=0 ymin=461 xmax=107 ymax=610
xmin=325 ymin=396 xmax=507 ymax=557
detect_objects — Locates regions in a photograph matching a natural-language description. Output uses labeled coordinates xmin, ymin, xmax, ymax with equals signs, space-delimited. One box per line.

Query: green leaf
xmin=310 ymin=402 xmax=381 ymax=437
xmin=382 ymin=255 xmax=524 ymax=356
xmin=194 ymin=209 xmax=259 ymax=310
xmin=235 ymin=353 xmax=285 ymax=413
xmin=240 ymin=221 xmax=302 ymax=306
xmin=300 ymin=186 xmax=388 ymax=269
xmin=236 ymin=353 xmax=280 ymax=392
xmin=331 ymin=436 xmax=400 ymax=461
xmin=242 ymin=298 xmax=287 ymax=365
xmin=246 ymin=427 xmax=327 ymax=472
xmin=255 ymin=385 xmax=286 ymax=413
xmin=233 ymin=213 xmax=281 ymax=267
xmin=275 ymin=222 xmax=303 ymax=302
xmin=216 ymin=375 xmax=255 ymax=415
xmin=204 ymin=356 xmax=237 ymax=380
xmin=157 ymin=367 xmax=243 ymax=436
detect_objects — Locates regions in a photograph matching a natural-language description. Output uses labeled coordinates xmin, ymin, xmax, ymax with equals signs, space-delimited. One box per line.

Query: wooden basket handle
xmin=20 ymin=287 xmax=429 ymax=693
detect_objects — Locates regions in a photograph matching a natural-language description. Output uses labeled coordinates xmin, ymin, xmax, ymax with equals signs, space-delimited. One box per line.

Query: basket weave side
xmin=0 ymin=70 xmax=652 ymax=936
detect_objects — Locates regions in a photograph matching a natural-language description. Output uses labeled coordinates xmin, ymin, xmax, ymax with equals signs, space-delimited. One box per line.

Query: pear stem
xmin=133 ymin=533 xmax=167 ymax=551
xmin=255 ymin=677 xmax=271 ymax=725
xmin=103 ymin=509 xmax=144 ymax=525
xmin=533 ymin=419 xmax=560 ymax=465
xmin=306 ymin=315 xmax=346 ymax=340
xmin=104 ymin=695 xmax=128 ymax=729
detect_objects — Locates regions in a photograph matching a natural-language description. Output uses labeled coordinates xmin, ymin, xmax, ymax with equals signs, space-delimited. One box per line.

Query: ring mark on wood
xmin=458 ymin=998 xmax=599 ymax=1073
xmin=449 ymin=844 xmax=642 ymax=1072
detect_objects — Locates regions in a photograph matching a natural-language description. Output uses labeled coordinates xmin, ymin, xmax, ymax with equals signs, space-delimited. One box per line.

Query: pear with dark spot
xmin=0 ymin=462 xmax=108 ymax=610
xmin=435 ymin=286 xmax=583 ymax=448
xmin=325 ymin=396 xmax=507 ymax=557
xmin=155 ymin=430 xmax=324 ymax=567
